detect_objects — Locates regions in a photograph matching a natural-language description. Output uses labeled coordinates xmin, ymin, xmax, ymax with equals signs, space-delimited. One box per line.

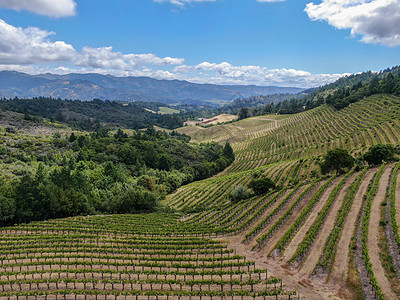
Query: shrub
xmin=248 ymin=176 xmax=276 ymax=195
xmin=229 ymin=185 xmax=251 ymax=203
xmin=364 ymin=144 xmax=395 ymax=165
xmin=320 ymin=148 xmax=354 ymax=174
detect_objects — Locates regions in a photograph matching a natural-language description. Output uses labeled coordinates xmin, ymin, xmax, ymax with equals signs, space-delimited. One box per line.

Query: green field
xmin=159 ymin=106 xmax=180 ymax=114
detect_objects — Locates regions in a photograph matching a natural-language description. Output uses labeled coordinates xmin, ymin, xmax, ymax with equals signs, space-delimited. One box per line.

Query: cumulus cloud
xmin=154 ymin=0 xmax=216 ymax=6
xmin=0 ymin=19 xmax=76 ymax=64
xmin=0 ymin=19 xmax=184 ymax=72
xmin=0 ymin=19 xmax=346 ymax=88
xmin=76 ymin=47 xmax=184 ymax=70
xmin=174 ymin=61 xmax=346 ymax=87
xmin=305 ymin=0 xmax=400 ymax=47
xmin=0 ymin=0 xmax=77 ymax=18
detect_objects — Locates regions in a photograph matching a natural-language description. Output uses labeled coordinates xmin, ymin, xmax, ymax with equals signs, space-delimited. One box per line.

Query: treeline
xmin=0 ymin=97 xmax=185 ymax=130
xmin=222 ymin=94 xmax=304 ymax=114
xmin=233 ymin=65 xmax=400 ymax=119
xmin=323 ymin=72 xmax=400 ymax=109
xmin=0 ymin=126 xmax=235 ymax=226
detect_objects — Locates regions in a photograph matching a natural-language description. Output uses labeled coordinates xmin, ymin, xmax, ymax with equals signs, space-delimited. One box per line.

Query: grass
xmin=158 ymin=106 xmax=180 ymax=114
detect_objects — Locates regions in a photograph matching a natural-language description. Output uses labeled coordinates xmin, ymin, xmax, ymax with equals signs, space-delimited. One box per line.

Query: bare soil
xmin=330 ymin=169 xmax=375 ymax=284
xmin=282 ymin=177 xmax=345 ymax=261
xmin=219 ymin=234 xmax=341 ymax=300
xmin=299 ymin=175 xmax=353 ymax=277
xmin=367 ymin=165 xmax=398 ymax=299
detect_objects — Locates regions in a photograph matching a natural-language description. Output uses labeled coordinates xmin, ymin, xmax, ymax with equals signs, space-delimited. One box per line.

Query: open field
xmin=159 ymin=107 xmax=180 ymax=115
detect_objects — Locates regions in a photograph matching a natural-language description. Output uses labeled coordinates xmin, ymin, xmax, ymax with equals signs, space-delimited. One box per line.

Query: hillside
xmin=169 ymin=94 xmax=400 ymax=299
xmin=1 ymin=94 xmax=400 ymax=299
xmin=0 ymin=71 xmax=303 ymax=103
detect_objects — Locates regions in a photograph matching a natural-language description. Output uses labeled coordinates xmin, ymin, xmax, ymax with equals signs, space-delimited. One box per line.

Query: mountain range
xmin=0 ymin=71 xmax=304 ymax=103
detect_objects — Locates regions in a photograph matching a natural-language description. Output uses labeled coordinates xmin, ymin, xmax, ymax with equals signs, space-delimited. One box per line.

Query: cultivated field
xmin=2 ymin=94 xmax=400 ymax=299
xmin=168 ymin=94 xmax=400 ymax=299
xmin=0 ymin=214 xmax=296 ymax=299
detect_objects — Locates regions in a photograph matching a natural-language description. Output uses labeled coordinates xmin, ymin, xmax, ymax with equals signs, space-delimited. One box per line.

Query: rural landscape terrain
xmin=1 ymin=66 xmax=400 ymax=299
xmin=1 ymin=0 xmax=400 ymax=299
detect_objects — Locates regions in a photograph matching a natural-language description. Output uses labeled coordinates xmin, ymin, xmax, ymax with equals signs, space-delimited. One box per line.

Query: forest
xmin=0 ymin=123 xmax=234 ymax=226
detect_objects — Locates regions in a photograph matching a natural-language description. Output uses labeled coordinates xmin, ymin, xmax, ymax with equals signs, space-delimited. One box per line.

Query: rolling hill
xmin=170 ymin=94 xmax=400 ymax=299
xmin=0 ymin=71 xmax=303 ymax=103
xmin=2 ymin=67 xmax=400 ymax=299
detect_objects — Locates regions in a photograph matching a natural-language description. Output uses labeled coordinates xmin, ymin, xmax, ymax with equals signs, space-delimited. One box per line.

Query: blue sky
xmin=0 ymin=0 xmax=399 ymax=88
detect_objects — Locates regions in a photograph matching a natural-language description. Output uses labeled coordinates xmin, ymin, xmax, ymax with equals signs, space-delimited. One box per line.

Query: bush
xmin=229 ymin=185 xmax=251 ymax=203
xmin=320 ymin=148 xmax=354 ymax=174
xmin=248 ymin=176 xmax=276 ymax=195
xmin=364 ymin=144 xmax=395 ymax=165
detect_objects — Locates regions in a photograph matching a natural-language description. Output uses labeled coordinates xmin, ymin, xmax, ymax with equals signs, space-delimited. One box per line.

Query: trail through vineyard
xmin=220 ymin=232 xmax=340 ymax=300
xmin=367 ymin=165 xmax=397 ymax=299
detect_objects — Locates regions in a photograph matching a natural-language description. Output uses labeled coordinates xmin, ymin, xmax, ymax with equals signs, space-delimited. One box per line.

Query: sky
xmin=0 ymin=0 xmax=399 ymax=88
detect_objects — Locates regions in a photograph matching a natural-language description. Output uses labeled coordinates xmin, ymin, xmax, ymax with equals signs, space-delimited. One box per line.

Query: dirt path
xmin=242 ymin=190 xmax=292 ymax=243
xmin=299 ymin=176 xmax=354 ymax=277
xmin=282 ymin=177 xmax=344 ymax=261
xmin=368 ymin=165 xmax=397 ymax=300
xmin=330 ymin=169 xmax=375 ymax=284
xmin=219 ymin=234 xmax=341 ymax=300
xmin=396 ymin=170 xmax=400 ymax=230
xmin=249 ymin=185 xmax=310 ymax=247
xmin=263 ymin=187 xmax=315 ymax=255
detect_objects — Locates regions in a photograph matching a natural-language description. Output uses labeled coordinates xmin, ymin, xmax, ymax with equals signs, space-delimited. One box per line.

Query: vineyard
xmin=0 ymin=214 xmax=296 ymax=299
xmin=169 ymin=95 xmax=400 ymax=299
xmin=2 ymin=94 xmax=400 ymax=299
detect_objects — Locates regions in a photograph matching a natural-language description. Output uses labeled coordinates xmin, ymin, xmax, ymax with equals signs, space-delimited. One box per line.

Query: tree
xmin=158 ymin=154 xmax=172 ymax=171
xmin=223 ymin=142 xmax=235 ymax=161
xmin=320 ymin=148 xmax=354 ymax=174
xmin=229 ymin=185 xmax=251 ymax=203
xmin=364 ymin=144 xmax=395 ymax=165
xmin=238 ymin=107 xmax=251 ymax=120
xmin=69 ymin=133 xmax=76 ymax=143
xmin=248 ymin=176 xmax=276 ymax=195
xmin=0 ymin=195 xmax=16 ymax=226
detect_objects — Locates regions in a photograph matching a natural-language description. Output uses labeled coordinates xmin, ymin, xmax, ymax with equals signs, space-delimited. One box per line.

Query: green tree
xmin=248 ymin=176 xmax=276 ymax=195
xmin=0 ymin=195 xmax=16 ymax=226
xmin=320 ymin=148 xmax=354 ymax=174
xmin=69 ymin=132 xmax=76 ymax=143
xmin=158 ymin=154 xmax=172 ymax=171
xmin=223 ymin=142 xmax=235 ymax=161
xmin=238 ymin=107 xmax=251 ymax=120
xmin=229 ymin=185 xmax=251 ymax=203
xmin=364 ymin=144 xmax=395 ymax=165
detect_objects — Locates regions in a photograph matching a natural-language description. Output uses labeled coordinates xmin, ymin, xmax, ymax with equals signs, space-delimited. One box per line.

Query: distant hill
xmin=0 ymin=71 xmax=303 ymax=103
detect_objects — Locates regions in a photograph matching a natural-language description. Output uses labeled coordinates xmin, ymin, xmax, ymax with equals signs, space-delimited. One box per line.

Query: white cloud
xmin=0 ymin=19 xmax=346 ymax=88
xmin=305 ymin=0 xmax=400 ymax=47
xmin=174 ymin=61 xmax=346 ymax=87
xmin=0 ymin=19 xmax=76 ymax=64
xmin=154 ymin=0 xmax=216 ymax=6
xmin=75 ymin=47 xmax=184 ymax=70
xmin=0 ymin=0 xmax=76 ymax=18
xmin=0 ymin=19 xmax=184 ymax=70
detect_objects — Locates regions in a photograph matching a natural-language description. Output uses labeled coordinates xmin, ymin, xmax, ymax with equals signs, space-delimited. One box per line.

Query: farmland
xmin=168 ymin=94 xmax=400 ymax=299
xmin=2 ymin=94 xmax=400 ymax=299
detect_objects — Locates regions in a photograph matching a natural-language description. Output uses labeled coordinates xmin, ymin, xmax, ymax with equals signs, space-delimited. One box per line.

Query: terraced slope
xmin=168 ymin=95 xmax=400 ymax=299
